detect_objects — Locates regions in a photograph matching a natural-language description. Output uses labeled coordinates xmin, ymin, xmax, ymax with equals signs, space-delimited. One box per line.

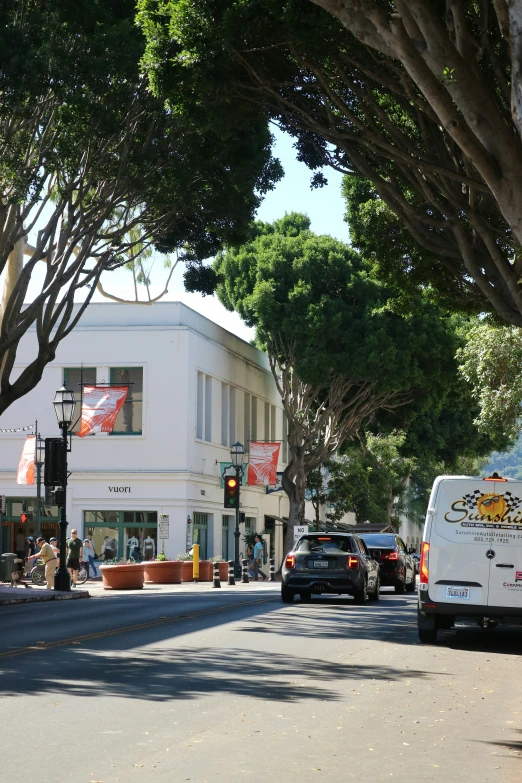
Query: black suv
xmin=358 ymin=533 xmax=416 ymax=594
xmin=281 ymin=532 xmax=380 ymax=603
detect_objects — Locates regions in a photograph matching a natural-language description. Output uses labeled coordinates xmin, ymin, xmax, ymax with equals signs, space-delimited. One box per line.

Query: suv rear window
xmin=296 ymin=536 xmax=355 ymax=553
xmin=358 ymin=534 xmax=396 ymax=548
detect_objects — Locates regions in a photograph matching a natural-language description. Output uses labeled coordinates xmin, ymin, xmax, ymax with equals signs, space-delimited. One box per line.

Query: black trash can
xmin=1 ymin=553 xmax=17 ymax=582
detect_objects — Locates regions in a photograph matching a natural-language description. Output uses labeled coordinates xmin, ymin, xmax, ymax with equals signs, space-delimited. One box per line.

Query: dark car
xmin=358 ymin=533 xmax=416 ymax=594
xmin=281 ymin=532 xmax=380 ymax=603
xmin=411 ymin=553 xmax=420 ymax=575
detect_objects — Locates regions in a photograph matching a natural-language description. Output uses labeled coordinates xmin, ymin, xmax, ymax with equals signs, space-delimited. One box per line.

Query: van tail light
xmin=285 ymin=554 xmax=295 ymax=569
xmin=381 ymin=551 xmax=399 ymax=561
xmin=420 ymin=542 xmax=430 ymax=584
xmin=347 ymin=555 xmax=359 ymax=570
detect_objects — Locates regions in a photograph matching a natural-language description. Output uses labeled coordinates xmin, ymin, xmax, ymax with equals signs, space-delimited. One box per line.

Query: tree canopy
xmin=0 ymin=0 xmax=279 ymax=416
xmin=214 ymin=212 xmax=477 ymax=550
xmin=139 ymin=0 xmax=522 ymax=328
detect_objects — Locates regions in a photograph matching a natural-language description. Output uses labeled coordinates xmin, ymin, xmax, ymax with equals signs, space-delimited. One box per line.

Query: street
xmin=0 ymin=584 xmax=520 ymax=782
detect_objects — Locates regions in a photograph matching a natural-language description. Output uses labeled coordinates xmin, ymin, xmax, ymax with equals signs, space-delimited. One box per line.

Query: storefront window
xmin=192 ymin=512 xmax=208 ymax=559
xmin=222 ymin=516 xmax=232 ymax=560
xmin=84 ymin=510 xmax=157 ymax=562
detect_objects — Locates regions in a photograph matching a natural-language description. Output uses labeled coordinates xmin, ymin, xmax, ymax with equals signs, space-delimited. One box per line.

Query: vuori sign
xmin=108 ymin=486 xmax=131 ymax=493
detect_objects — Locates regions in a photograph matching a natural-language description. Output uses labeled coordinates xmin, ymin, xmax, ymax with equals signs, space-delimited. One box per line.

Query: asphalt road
xmin=0 ymin=584 xmax=520 ymax=782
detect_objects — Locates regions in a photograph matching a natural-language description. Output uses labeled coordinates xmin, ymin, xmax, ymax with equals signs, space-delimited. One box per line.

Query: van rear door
xmin=430 ymin=478 xmax=493 ymax=607
xmin=484 ymin=481 xmax=522 ymax=609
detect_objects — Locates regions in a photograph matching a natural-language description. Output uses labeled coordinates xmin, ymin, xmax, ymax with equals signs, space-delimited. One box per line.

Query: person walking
xmin=66 ymin=529 xmax=83 ymax=588
xmin=252 ymin=534 xmax=267 ymax=582
xmin=15 ymin=528 xmax=26 ymax=576
xmin=82 ymin=538 xmax=98 ymax=578
xmin=26 ymin=536 xmax=58 ymax=590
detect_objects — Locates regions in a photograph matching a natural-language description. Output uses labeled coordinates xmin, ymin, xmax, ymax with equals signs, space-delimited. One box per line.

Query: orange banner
xmin=78 ymin=386 xmax=128 ymax=437
xmin=17 ymin=436 xmax=35 ymax=485
xmin=247 ymin=442 xmax=281 ymax=486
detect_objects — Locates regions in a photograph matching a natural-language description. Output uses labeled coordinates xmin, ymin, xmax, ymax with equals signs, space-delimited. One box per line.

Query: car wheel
xmin=281 ymin=586 xmax=294 ymax=604
xmin=353 ymin=579 xmax=368 ymax=604
xmin=300 ymin=591 xmax=312 ymax=602
xmin=394 ymin=578 xmax=405 ymax=594
xmin=406 ymin=572 xmax=416 ymax=592
xmin=369 ymin=577 xmax=380 ymax=601
xmin=418 ymin=627 xmax=438 ymax=644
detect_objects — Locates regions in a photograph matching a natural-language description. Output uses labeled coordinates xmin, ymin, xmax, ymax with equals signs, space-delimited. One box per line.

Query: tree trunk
xmin=0 ymin=240 xmax=23 ymax=331
xmin=282 ymin=454 xmax=307 ymax=556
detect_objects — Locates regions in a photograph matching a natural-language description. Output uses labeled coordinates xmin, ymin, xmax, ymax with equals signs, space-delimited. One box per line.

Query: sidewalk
xmin=0 ymin=577 xmax=277 ymax=605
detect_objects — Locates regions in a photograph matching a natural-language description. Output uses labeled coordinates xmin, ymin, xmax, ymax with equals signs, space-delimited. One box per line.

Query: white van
xmin=418 ymin=473 xmax=522 ymax=643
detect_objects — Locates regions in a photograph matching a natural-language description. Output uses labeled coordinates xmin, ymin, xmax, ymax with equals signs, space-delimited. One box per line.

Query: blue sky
xmin=23 ymin=128 xmax=348 ymax=342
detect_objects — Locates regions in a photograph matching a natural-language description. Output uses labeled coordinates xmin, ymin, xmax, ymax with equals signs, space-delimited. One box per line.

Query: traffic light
xmin=224 ymin=475 xmax=240 ymax=509
xmin=20 ymin=512 xmax=33 ymax=524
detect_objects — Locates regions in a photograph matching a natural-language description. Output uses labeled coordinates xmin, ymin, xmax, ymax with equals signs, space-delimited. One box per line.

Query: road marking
xmin=0 ymin=596 xmax=274 ymax=660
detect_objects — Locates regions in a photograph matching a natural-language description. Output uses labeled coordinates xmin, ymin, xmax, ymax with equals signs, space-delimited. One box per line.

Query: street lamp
xmin=230 ymin=441 xmax=245 ymax=578
xmin=52 ymin=386 xmax=75 ymax=591
xmin=34 ymin=432 xmax=44 ymax=535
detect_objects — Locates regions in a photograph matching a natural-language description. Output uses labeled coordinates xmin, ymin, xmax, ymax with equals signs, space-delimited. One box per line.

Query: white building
xmin=0 ymin=303 xmax=291 ymax=565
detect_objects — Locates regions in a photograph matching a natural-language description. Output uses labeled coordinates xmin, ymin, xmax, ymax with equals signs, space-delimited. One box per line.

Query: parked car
xmin=411 ymin=553 xmax=420 ymax=574
xmin=418 ymin=473 xmax=522 ymax=643
xmin=281 ymin=532 xmax=380 ymax=603
xmin=358 ymin=533 xmax=416 ymax=594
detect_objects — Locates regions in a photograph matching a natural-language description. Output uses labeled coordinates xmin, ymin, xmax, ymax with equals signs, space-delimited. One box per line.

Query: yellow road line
xmin=0 ymin=596 xmax=273 ymax=661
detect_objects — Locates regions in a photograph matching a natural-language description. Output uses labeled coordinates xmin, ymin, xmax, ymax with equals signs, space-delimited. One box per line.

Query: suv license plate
xmin=313 ymin=561 xmax=328 ymax=569
xmin=445 ymin=586 xmax=470 ymax=600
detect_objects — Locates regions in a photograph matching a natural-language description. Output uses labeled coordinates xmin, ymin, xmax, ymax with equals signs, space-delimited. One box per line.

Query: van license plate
xmin=445 ymin=586 xmax=470 ymax=600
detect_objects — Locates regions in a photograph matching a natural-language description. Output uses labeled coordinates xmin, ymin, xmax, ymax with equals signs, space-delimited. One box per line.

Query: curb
xmin=0 ymin=589 xmax=90 ymax=605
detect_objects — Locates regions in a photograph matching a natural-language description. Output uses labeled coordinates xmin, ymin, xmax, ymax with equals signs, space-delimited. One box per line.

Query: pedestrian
xmin=82 ymin=538 xmax=98 ymax=578
xmin=25 ymin=536 xmax=36 ymax=576
xmin=49 ymin=537 xmax=60 ymax=558
xmin=66 ymin=529 xmax=83 ymax=588
xmin=26 ymin=536 xmax=58 ymax=590
xmin=15 ymin=528 xmax=26 ymax=576
xmin=252 ymin=534 xmax=267 ymax=582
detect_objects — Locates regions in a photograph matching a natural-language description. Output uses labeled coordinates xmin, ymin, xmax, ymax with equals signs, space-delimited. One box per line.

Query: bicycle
xmin=30 ymin=560 xmax=88 ymax=586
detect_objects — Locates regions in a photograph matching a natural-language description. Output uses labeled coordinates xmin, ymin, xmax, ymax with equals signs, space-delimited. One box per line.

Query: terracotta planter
xmin=100 ymin=563 xmax=145 ymax=590
xmin=217 ymin=562 xmax=229 ymax=581
xmin=180 ymin=560 xmax=213 ymax=581
xmin=180 ymin=560 xmax=194 ymax=582
xmin=198 ymin=560 xmax=213 ymax=581
xmin=144 ymin=560 xmax=183 ymax=584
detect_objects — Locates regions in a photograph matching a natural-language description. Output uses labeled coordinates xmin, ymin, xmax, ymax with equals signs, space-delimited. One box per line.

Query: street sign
xmin=159 ymin=514 xmax=170 ymax=539
xmin=293 ymin=525 xmax=309 ymax=542
xmin=0 ymin=495 xmax=6 ymax=514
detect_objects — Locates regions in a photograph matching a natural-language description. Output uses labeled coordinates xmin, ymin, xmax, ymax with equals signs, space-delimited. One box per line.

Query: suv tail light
xmin=420 ymin=542 xmax=430 ymax=584
xmin=381 ymin=551 xmax=399 ymax=561
xmin=347 ymin=555 xmax=359 ymax=570
xmin=285 ymin=554 xmax=295 ymax=569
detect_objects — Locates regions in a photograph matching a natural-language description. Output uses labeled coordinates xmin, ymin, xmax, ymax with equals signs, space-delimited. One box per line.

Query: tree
xmin=0 ymin=0 xmax=279 ymax=416
xmin=139 ymin=0 xmax=522 ymax=327
xmin=306 ymin=467 xmax=329 ymax=529
xmin=214 ymin=213 xmax=467 ymax=553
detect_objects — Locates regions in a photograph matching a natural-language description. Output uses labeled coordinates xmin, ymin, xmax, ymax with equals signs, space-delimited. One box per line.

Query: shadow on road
xmin=0 ymin=641 xmax=431 ymax=702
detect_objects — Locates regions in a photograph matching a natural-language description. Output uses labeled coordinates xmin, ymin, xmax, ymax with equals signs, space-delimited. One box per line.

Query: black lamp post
xmin=34 ymin=431 xmax=44 ymax=535
xmin=230 ymin=441 xmax=245 ymax=578
xmin=52 ymin=386 xmax=75 ymax=591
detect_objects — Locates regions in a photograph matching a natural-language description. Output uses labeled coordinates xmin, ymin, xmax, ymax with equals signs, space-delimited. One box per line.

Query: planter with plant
xmin=176 ymin=552 xmax=213 ymax=581
xmin=210 ymin=555 xmax=229 ymax=581
xmin=100 ymin=558 xmax=145 ymax=590
xmin=143 ymin=554 xmax=183 ymax=584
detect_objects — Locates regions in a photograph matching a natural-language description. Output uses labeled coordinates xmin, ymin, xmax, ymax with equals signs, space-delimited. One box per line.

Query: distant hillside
xmin=483 ymin=436 xmax=522 ymax=480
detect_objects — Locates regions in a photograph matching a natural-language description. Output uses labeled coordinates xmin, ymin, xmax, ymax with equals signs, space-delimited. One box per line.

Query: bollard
xmin=192 ymin=543 xmax=200 ymax=583
xmin=241 ymin=558 xmax=249 ymax=584
xmin=213 ymin=561 xmax=221 ymax=588
xmin=227 ymin=560 xmax=235 ymax=586
xmin=269 ymin=558 xmax=276 ymax=582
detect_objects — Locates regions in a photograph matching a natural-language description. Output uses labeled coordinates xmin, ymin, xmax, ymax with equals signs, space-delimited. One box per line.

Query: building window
xmin=84 ymin=510 xmax=157 ymax=561
xmin=205 ymin=375 xmax=212 ymax=442
xmin=109 ymin=367 xmax=143 ymax=434
xmin=63 ymin=368 xmax=96 ymax=434
xmin=222 ymin=515 xmax=232 ymax=560
xmin=221 ymin=384 xmax=229 ymax=447
xmin=192 ymin=512 xmax=209 ymax=559
xmin=244 ymin=393 xmax=251 ymax=448
xmin=196 ymin=372 xmax=212 ymax=442
xmin=251 ymin=396 xmax=257 ymax=441
xmin=229 ymin=387 xmax=236 ymax=445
